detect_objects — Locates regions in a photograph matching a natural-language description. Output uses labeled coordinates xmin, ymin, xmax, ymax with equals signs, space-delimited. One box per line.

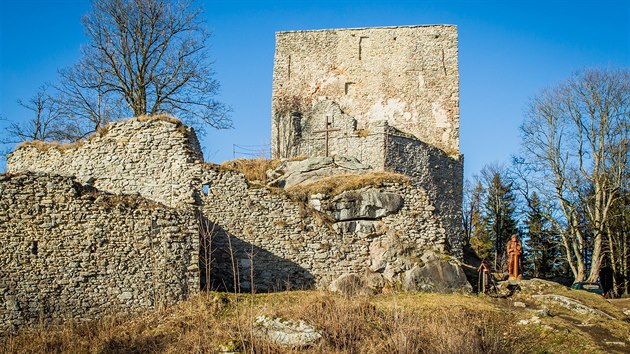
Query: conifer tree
xmin=483 ymin=171 xmax=519 ymax=271
xmin=467 ymin=180 xmax=493 ymax=262
xmin=524 ymin=192 xmax=561 ymax=278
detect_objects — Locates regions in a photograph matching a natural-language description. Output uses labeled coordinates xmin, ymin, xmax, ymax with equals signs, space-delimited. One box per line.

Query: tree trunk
xmin=586 ymin=232 xmax=603 ymax=282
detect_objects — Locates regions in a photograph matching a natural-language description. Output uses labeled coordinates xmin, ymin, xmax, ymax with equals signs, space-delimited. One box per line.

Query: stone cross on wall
xmin=313 ymin=116 xmax=340 ymax=157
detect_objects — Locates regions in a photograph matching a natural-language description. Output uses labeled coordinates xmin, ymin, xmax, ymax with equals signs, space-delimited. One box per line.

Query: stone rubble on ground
xmin=253 ymin=315 xmax=322 ymax=348
xmin=532 ymin=294 xmax=615 ymax=320
xmin=518 ymin=316 xmax=541 ymax=325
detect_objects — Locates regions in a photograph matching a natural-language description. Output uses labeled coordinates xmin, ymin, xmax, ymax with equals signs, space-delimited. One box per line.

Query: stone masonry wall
xmin=200 ymin=167 xmax=447 ymax=292
xmin=6 ymin=116 xmax=203 ymax=208
xmin=273 ymin=115 xmax=464 ymax=260
xmin=384 ymin=128 xmax=464 ymax=259
xmin=0 ymin=173 xmax=199 ymax=333
xmin=272 ymin=25 xmax=459 ymax=157
xmin=1 ymin=115 xmax=463 ymax=331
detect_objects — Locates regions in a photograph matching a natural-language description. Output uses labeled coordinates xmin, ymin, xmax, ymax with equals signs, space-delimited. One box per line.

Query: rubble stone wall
xmin=384 ymin=128 xmax=464 ymax=259
xmin=200 ymin=167 xmax=447 ymax=292
xmin=1 ymin=114 xmax=465 ymax=331
xmin=6 ymin=116 xmax=203 ymax=208
xmin=0 ymin=173 xmax=199 ymax=333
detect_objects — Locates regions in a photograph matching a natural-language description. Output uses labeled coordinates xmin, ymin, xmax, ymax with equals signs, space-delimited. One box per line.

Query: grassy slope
xmin=3 ymin=286 xmax=629 ymax=353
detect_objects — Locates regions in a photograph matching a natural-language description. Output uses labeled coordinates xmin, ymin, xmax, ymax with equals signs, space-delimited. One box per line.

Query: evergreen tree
xmin=468 ymin=181 xmax=493 ymax=261
xmin=483 ymin=172 xmax=518 ymax=271
xmin=524 ymin=192 xmax=560 ymax=278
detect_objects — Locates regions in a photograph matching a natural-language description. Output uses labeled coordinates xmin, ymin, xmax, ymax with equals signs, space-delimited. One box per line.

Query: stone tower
xmin=271 ymin=25 xmax=464 ymax=259
xmin=271 ymin=25 xmax=459 ymax=160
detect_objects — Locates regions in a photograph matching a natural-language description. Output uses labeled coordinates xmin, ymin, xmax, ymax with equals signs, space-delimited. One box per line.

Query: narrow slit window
xmin=31 ymin=241 xmax=38 ymax=255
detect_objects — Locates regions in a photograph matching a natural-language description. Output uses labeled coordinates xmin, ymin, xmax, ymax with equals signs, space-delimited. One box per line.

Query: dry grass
xmin=285 ymin=172 xmax=411 ymax=201
xmin=136 ymin=114 xmax=182 ymax=125
xmin=137 ymin=114 xmax=189 ymax=136
xmin=17 ymin=140 xmax=85 ymax=153
xmin=1 ymin=291 xmax=552 ymax=354
xmin=16 ymin=121 xmax=114 ymax=153
xmin=209 ymin=159 xmax=283 ymax=184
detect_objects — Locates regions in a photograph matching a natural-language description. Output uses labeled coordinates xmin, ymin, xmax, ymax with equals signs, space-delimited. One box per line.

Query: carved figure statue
xmin=507 ymin=234 xmax=522 ymax=280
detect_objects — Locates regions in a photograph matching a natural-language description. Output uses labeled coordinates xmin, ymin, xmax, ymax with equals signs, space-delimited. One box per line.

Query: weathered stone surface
xmin=0 ymin=173 xmax=199 ymax=333
xmin=272 ymin=25 xmax=460 ymax=158
xmin=332 ymin=220 xmax=382 ymax=236
xmin=332 ymin=190 xmax=403 ymax=221
xmin=267 ymin=155 xmax=371 ymax=188
xmin=512 ymin=278 xmax=569 ymax=295
xmin=532 ymin=294 xmax=615 ymax=319
xmin=403 ymin=253 xmax=472 ymax=293
xmin=202 ymin=167 xmax=448 ymax=293
xmin=3 ymin=112 xmax=463 ymax=331
xmin=7 ymin=116 xmax=202 ymax=208
xmin=518 ymin=316 xmax=541 ymax=325
xmin=254 ymin=315 xmax=322 ymax=347
xmin=329 ymin=274 xmax=373 ymax=297
xmin=270 ymin=26 xmax=464 ymax=261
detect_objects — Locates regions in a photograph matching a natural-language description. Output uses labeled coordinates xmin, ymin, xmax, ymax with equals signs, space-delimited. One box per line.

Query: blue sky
xmin=0 ymin=0 xmax=628 ymax=179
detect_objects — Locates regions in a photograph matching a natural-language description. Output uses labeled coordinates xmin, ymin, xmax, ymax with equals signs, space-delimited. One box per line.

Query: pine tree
xmin=524 ymin=192 xmax=559 ymax=278
xmin=468 ymin=181 xmax=493 ymax=261
xmin=483 ymin=172 xmax=518 ymax=271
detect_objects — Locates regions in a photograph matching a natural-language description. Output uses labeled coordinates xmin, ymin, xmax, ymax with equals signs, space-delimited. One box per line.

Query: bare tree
xmin=520 ymin=67 xmax=629 ymax=282
xmin=56 ymin=61 xmax=123 ymax=139
xmin=78 ymin=0 xmax=231 ymax=129
xmin=4 ymin=85 xmax=66 ymax=142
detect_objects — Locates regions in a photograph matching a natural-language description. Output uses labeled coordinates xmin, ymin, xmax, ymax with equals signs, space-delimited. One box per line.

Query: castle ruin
xmin=0 ymin=25 xmax=466 ymax=332
xmin=272 ymin=25 xmax=463 ymax=258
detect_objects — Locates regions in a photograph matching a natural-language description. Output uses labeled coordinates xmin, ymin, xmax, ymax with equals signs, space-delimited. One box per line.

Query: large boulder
xmin=267 ymin=155 xmax=371 ymax=188
xmin=253 ymin=315 xmax=322 ymax=348
xmin=332 ymin=190 xmax=403 ymax=221
xmin=403 ymin=253 xmax=472 ymax=293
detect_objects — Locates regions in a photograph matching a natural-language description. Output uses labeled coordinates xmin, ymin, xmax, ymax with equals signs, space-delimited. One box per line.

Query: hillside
xmin=2 ymin=279 xmax=629 ymax=353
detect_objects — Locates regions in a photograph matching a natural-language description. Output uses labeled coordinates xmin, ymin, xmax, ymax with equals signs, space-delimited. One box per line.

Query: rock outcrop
xmin=532 ymin=294 xmax=615 ymax=319
xmin=331 ymin=190 xmax=403 ymax=221
xmin=403 ymin=252 xmax=472 ymax=293
xmin=267 ymin=155 xmax=371 ymax=188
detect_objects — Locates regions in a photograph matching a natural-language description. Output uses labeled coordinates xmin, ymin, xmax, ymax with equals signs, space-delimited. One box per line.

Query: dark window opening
xmin=31 ymin=241 xmax=38 ymax=255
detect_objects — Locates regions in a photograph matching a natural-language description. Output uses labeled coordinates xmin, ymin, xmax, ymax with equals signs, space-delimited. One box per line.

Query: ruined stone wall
xmin=200 ymin=167 xmax=447 ymax=292
xmin=273 ymin=118 xmax=464 ymax=259
xmin=272 ymin=25 xmax=459 ymax=158
xmin=0 ymin=173 xmax=199 ymax=333
xmin=383 ymin=128 xmax=464 ymax=259
xmin=6 ymin=116 xmax=203 ymax=208
xmin=280 ymin=111 xmax=388 ymax=169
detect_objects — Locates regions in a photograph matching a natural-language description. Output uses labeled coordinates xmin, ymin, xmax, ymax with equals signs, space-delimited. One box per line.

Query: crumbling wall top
xmin=7 ymin=115 xmax=203 ymax=207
